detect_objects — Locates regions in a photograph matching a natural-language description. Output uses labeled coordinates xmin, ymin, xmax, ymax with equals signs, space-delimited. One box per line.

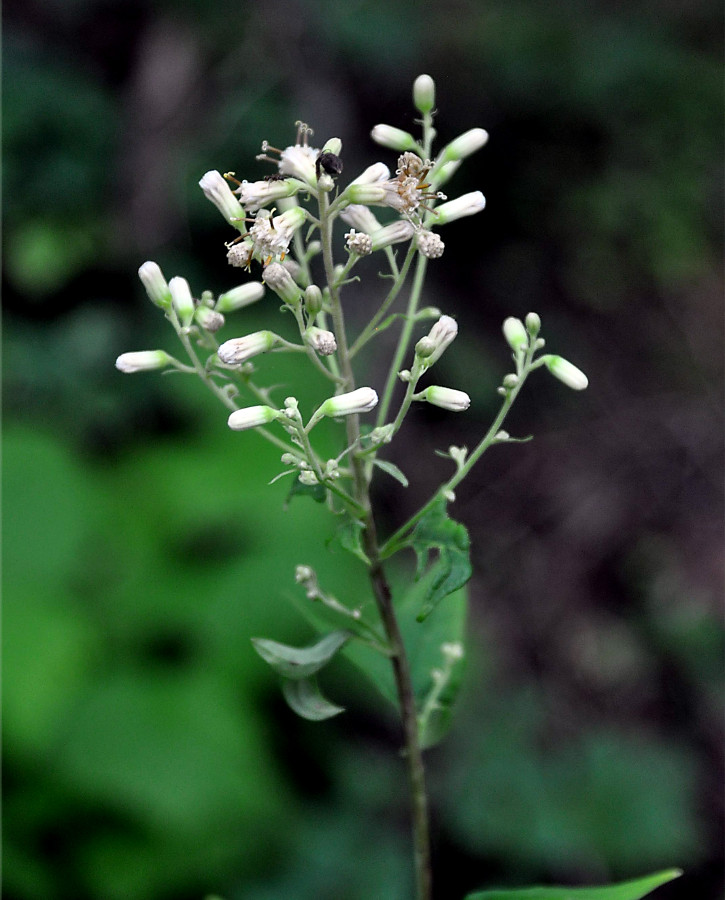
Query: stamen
xmin=224 ymin=172 xmax=243 ymax=187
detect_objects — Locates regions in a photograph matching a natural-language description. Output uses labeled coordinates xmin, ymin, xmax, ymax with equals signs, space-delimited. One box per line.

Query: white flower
xmin=227 ymin=405 xmax=281 ymax=431
xmin=349 ymin=162 xmax=391 ymax=186
xmin=417 ymin=385 xmax=471 ymax=412
xmin=168 ymin=276 xmax=195 ymax=326
xmin=249 ymin=207 xmax=306 ymax=263
xmin=502 ymin=317 xmax=528 ymax=352
xmin=227 ymin=241 xmax=254 ymax=269
xmin=371 ymin=124 xmax=418 ymax=151
xmin=138 ymin=261 xmax=171 ymax=308
xmin=318 ymin=387 xmax=379 ymax=418
xmin=199 ymin=170 xmax=245 ymax=227
xmin=430 ymin=191 xmax=486 ymax=225
xmin=256 ymin=124 xmax=320 ymax=187
xmin=115 ymin=350 xmax=173 ymax=374
xmin=542 ymin=355 xmax=589 ymax=391
xmin=215 ymin=282 xmax=265 ymax=313
xmin=195 ymin=306 xmax=225 ymax=332
xmin=217 ymin=331 xmax=277 ymax=365
xmin=234 ymin=177 xmax=304 ymax=213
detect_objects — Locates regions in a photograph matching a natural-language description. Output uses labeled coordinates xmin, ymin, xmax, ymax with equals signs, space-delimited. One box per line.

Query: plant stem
xmin=319 ymin=190 xmax=433 ymax=900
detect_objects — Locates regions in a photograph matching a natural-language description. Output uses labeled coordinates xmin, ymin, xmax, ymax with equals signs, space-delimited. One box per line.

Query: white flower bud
xmin=319 ymin=387 xmax=379 ymax=418
xmin=525 ymin=312 xmax=541 ymax=336
xmin=418 ymin=385 xmax=471 ymax=412
xmin=349 ymin=162 xmax=391 ymax=186
xmin=441 ymin=641 xmax=464 ymax=661
xmin=322 ymin=137 xmax=342 ymax=156
xmin=195 ymin=305 xmax=225 ymax=332
xmin=370 ymin=124 xmax=418 ymax=151
xmin=416 ymin=315 xmax=458 ymax=366
xmin=262 ymin=262 xmax=303 ymax=306
xmin=339 ymin=203 xmax=382 ymax=234
xmin=215 ymin=282 xmax=265 ymax=313
xmin=542 ymin=355 xmax=589 ymax=391
xmin=440 ymin=128 xmax=489 ymax=162
xmin=502 ymin=317 xmax=528 ymax=352
xmin=417 ymin=230 xmax=445 ymax=259
xmin=370 ymin=220 xmax=415 ymax=251
xmin=227 ymin=405 xmax=281 ymax=431
xmin=344 ymin=184 xmax=387 ymax=205
xmin=217 ymin=330 xmax=277 ymax=365
xmin=199 ymin=170 xmax=245 ymax=227
xmin=234 ymin=177 xmax=304 ymax=213
xmin=168 ymin=276 xmax=195 ymax=326
xmin=227 ymin=241 xmax=254 ymax=269
xmin=345 ymin=229 xmax=373 ymax=256
xmin=432 ymin=191 xmax=486 ymax=224
xmin=304 ymin=327 xmax=337 ymax=356
xmin=413 ymin=74 xmax=436 ymax=114
xmin=115 ymin=350 xmax=173 ymax=374
xmin=138 ymin=261 xmax=171 ymax=308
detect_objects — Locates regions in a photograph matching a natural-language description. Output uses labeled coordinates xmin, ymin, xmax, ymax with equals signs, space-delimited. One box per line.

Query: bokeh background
xmin=3 ymin=1 xmax=723 ymax=899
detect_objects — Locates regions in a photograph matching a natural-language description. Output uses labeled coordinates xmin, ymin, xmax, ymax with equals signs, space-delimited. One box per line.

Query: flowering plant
xmin=116 ymin=74 xmax=679 ymax=900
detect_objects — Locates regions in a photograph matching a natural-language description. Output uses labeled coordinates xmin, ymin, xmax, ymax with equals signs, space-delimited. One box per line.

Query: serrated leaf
xmin=464 ymin=868 xmax=682 ymax=900
xmin=281 ymin=676 xmax=345 ymax=721
xmin=330 ymin=519 xmax=370 ymax=565
xmin=408 ymin=499 xmax=472 ymax=621
xmin=373 ymin=458 xmax=409 ymax=487
xmin=251 ymin=630 xmax=351 ymax=680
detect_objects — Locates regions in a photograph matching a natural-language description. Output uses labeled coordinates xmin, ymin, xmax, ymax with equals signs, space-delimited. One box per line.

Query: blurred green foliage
xmin=3 ymin=0 xmax=722 ymax=898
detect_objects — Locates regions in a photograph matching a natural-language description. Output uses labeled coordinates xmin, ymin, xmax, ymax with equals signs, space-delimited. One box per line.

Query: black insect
xmin=316 ymin=151 xmax=343 ymax=180
xmin=264 ymin=174 xmax=286 ymax=182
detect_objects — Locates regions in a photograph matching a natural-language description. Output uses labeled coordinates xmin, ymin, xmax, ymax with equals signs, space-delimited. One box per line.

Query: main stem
xmin=319 ymin=191 xmax=432 ymax=900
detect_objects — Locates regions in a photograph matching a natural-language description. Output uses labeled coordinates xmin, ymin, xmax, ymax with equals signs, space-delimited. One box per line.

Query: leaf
xmin=464 ymin=868 xmax=682 ymax=900
xmin=251 ymin=631 xmax=352 ymax=680
xmin=329 ymin=518 xmax=370 ymax=565
xmin=284 ymin=477 xmax=326 ymax=507
xmin=373 ymin=458 xmax=409 ymax=487
xmin=408 ymin=498 xmax=472 ymax=621
xmin=281 ymin=677 xmax=345 ymax=721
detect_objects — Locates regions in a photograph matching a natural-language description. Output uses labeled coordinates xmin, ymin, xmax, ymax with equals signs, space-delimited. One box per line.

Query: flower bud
xmin=227 ymin=405 xmax=281 ymax=431
xmin=227 ymin=241 xmax=254 ymax=269
xmin=413 ymin=74 xmax=436 ymax=114
xmin=349 ymin=162 xmax=390 ymax=186
xmin=431 ymin=191 xmax=486 ymax=224
xmin=346 ymin=229 xmax=373 ymax=256
xmin=525 ymin=312 xmax=541 ymax=337
xmin=370 ymin=124 xmax=418 ymax=151
xmin=344 ymin=184 xmax=387 ymax=205
xmin=318 ymin=387 xmax=379 ymax=418
xmin=304 ymin=326 xmax=337 ymax=356
xmin=502 ymin=317 xmax=528 ymax=352
xmin=199 ymin=170 xmax=245 ymax=227
xmin=321 ymin=137 xmax=342 ymax=156
xmin=115 ymin=350 xmax=173 ymax=374
xmin=417 ymin=230 xmax=445 ymax=259
xmin=168 ymin=276 xmax=195 ymax=327
xmin=216 ymin=282 xmax=265 ymax=313
xmin=339 ymin=203 xmax=382 ymax=234
xmin=194 ymin=305 xmax=225 ymax=332
xmin=415 ymin=315 xmax=458 ymax=366
xmin=370 ymin=220 xmax=415 ymax=251
xmin=304 ymin=285 xmax=323 ymax=318
xmin=440 ymin=128 xmax=488 ymax=162
xmin=542 ymin=355 xmax=589 ymax=391
xmin=138 ymin=261 xmax=171 ymax=309
xmin=217 ymin=330 xmax=277 ymax=365
xmin=262 ymin=262 xmax=303 ymax=306
xmin=418 ymin=385 xmax=471 ymax=412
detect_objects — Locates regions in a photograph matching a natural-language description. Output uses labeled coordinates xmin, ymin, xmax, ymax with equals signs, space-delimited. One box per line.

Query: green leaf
xmin=284 ymin=477 xmax=326 ymax=506
xmin=329 ymin=518 xmax=370 ymax=565
xmin=281 ymin=677 xmax=345 ymax=721
xmin=464 ymin=868 xmax=682 ymax=900
xmin=373 ymin=458 xmax=409 ymax=487
xmin=251 ymin=630 xmax=352 ymax=680
xmin=408 ymin=498 xmax=472 ymax=621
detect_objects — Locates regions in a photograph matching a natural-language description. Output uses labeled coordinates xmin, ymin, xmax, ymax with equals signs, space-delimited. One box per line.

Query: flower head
xmin=115 ymin=350 xmax=173 ymax=374
xmin=248 ymin=207 xmax=306 ymax=264
xmin=256 ymin=122 xmax=320 ymax=188
xmin=217 ymin=331 xmax=278 ymax=366
xmin=234 ymin=177 xmax=305 ymax=213
xmin=199 ymin=170 xmax=245 ymax=228
xmin=227 ymin=405 xmax=282 ymax=431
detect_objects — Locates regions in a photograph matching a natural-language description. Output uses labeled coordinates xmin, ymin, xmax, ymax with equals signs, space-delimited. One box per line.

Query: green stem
xmin=318 ymin=189 xmax=433 ymax=900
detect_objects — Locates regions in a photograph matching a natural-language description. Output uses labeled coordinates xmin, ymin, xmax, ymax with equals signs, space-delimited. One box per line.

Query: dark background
xmin=3 ymin=1 xmax=723 ymax=899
